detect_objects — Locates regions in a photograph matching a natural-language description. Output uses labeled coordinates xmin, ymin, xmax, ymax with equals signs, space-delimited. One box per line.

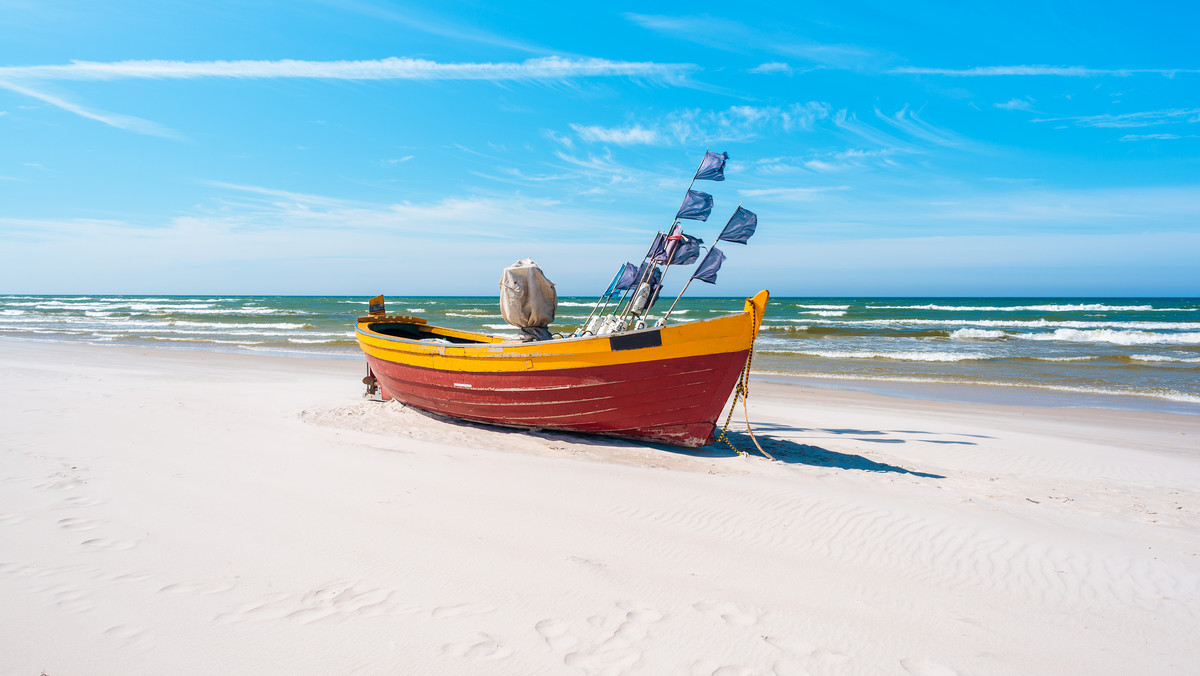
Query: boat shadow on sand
xmin=672 ymin=429 xmax=946 ymax=479
xmin=395 ymin=405 xmax=945 ymax=478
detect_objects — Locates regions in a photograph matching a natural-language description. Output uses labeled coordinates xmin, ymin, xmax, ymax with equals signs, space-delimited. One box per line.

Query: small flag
xmin=368 ymin=294 xmax=386 ymax=315
xmin=691 ymin=247 xmax=726 ymax=284
xmin=632 ymin=261 xmax=663 ymax=289
xmin=694 ymin=151 xmax=728 ymax=181
xmin=717 ymin=206 xmax=758 ymax=244
xmin=676 ymin=189 xmax=714 ymax=221
xmin=653 ymin=222 xmax=684 ymax=263
xmin=649 ymin=232 xmax=667 ymax=263
xmin=612 ymin=262 xmax=640 ymax=291
xmin=671 ymin=234 xmax=703 ymax=265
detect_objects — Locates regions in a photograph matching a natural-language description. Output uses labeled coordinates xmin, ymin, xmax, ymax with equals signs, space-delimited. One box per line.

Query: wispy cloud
xmin=875 ymin=105 xmax=963 ymax=147
xmin=625 ymin=13 xmax=881 ymax=70
xmin=569 ymin=103 xmax=831 ymax=147
xmin=995 ymin=98 xmax=1034 ymax=111
xmin=892 ymin=65 xmax=1199 ymax=77
xmin=739 ymin=186 xmax=850 ymax=201
xmin=749 ymin=62 xmax=792 ymax=75
xmin=0 ymin=56 xmax=699 ymax=137
xmin=0 ymin=56 xmax=697 ymax=83
xmin=570 ymin=124 xmax=662 ymax=146
xmin=833 ymin=110 xmax=917 ymax=152
xmin=0 ymin=79 xmax=183 ymax=138
xmin=1119 ymin=133 xmax=1189 ymax=142
xmin=1034 ymin=108 xmax=1200 ymax=128
xmin=309 ymin=0 xmax=551 ymax=56
xmin=755 ymin=148 xmax=899 ymax=175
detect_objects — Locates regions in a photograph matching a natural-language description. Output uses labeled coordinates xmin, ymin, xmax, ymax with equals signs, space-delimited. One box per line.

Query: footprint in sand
xmin=158 ymin=580 xmax=237 ymax=596
xmin=693 ymin=599 xmax=759 ymax=627
xmin=80 ymin=537 xmax=139 ymax=551
xmin=57 ymin=496 xmax=106 ymax=508
xmin=440 ymin=632 xmax=513 ymax=661
xmin=51 ymin=585 xmax=95 ymax=613
xmin=900 ymin=657 xmax=959 ymax=675
xmin=105 ymin=624 xmax=156 ymax=652
xmin=215 ymin=581 xmax=416 ymax=625
xmin=535 ymin=618 xmax=578 ymax=652
xmin=431 ymin=602 xmax=495 ymax=619
xmin=545 ymin=601 xmax=664 ymax=673
xmin=809 ymin=648 xmax=852 ymax=669
xmin=58 ymin=517 xmax=105 ymax=531
xmin=109 ymin=570 xmax=154 ymax=583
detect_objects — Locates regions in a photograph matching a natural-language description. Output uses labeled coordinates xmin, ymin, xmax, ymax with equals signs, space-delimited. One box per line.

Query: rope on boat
xmin=715 ymin=303 xmax=775 ymax=461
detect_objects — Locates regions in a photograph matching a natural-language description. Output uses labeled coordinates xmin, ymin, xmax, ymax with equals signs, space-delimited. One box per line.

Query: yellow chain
xmin=714 ymin=303 xmax=775 ymax=460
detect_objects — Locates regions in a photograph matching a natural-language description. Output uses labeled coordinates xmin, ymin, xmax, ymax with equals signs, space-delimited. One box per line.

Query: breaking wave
xmin=787 ymin=349 xmax=992 ymax=362
xmin=949 ymin=329 xmax=1007 ymax=340
xmin=1017 ymin=329 xmax=1200 ymax=346
xmin=864 ymin=303 xmax=1178 ymax=312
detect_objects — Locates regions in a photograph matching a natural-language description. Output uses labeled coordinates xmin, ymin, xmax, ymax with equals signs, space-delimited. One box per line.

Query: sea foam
xmin=1017 ymin=329 xmax=1200 ymax=346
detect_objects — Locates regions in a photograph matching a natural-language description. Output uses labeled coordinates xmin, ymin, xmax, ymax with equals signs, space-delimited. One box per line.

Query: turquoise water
xmin=2 ymin=294 xmax=1197 ymax=410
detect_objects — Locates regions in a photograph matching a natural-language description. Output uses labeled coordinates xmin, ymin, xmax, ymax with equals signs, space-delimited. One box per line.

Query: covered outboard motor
xmin=499 ymin=258 xmax=558 ymax=341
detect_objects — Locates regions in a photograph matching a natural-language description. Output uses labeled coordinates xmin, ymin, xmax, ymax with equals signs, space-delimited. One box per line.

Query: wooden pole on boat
xmin=618 ymin=149 xmax=712 ymax=323
xmin=660 ymin=275 xmax=696 ymax=322
xmin=577 ymin=266 xmax=626 ymax=333
xmin=659 ymin=200 xmax=742 ymax=325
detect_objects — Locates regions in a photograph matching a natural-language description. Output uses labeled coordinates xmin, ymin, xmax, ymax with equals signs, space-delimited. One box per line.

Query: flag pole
xmin=659 ymin=200 xmax=741 ymax=324
xmin=577 ymin=266 xmax=625 ymax=333
xmin=615 ymin=234 xmax=665 ymax=321
xmin=619 ymin=149 xmax=713 ymax=322
xmin=660 ymin=274 xmax=697 ymax=322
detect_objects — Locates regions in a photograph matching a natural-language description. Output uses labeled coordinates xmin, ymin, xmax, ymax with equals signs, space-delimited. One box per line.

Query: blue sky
xmin=1 ymin=1 xmax=1197 ymax=297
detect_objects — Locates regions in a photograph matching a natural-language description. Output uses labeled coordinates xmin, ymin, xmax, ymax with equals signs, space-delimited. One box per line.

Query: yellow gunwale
xmin=356 ymin=290 xmax=769 ymax=374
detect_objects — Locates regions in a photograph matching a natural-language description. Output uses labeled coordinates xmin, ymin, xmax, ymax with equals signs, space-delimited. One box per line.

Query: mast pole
xmin=578 ymin=266 xmax=625 ymax=333
xmin=659 ymin=199 xmax=741 ymax=324
xmin=620 ymin=149 xmax=711 ymax=322
xmin=660 ymin=275 xmax=696 ymax=322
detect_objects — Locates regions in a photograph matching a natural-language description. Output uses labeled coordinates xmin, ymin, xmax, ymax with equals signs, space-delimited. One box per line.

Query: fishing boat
xmin=356 ymin=290 xmax=768 ymax=447
xmin=355 ymin=150 xmax=769 ymax=448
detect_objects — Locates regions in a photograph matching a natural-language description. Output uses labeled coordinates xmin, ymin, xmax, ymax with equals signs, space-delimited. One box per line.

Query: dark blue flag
xmin=694 ymin=151 xmax=728 ymax=181
xmin=717 ymin=206 xmax=757 ymax=244
xmin=649 ymin=232 xmax=667 ymax=263
xmin=671 ymin=234 xmax=703 ymax=265
xmin=676 ymin=189 xmax=714 ymax=221
xmin=635 ymin=261 xmax=663 ymax=287
xmin=692 ymin=247 xmax=726 ymax=284
xmin=653 ymin=222 xmax=684 ymax=263
xmin=609 ymin=262 xmax=639 ymax=293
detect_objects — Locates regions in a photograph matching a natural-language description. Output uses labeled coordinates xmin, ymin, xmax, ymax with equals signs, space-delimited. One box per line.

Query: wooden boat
xmin=355 ymin=290 xmax=769 ymax=447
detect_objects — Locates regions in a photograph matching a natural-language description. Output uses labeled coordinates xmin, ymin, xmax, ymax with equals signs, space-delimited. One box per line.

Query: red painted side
xmin=364 ymin=350 xmax=750 ymax=447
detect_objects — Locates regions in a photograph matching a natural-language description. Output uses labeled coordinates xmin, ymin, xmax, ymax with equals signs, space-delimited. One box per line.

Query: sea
xmin=2 ymin=294 xmax=1198 ymax=413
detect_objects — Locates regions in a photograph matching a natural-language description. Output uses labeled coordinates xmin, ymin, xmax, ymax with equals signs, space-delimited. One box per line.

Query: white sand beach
xmin=1 ymin=339 xmax=1198 ymax=675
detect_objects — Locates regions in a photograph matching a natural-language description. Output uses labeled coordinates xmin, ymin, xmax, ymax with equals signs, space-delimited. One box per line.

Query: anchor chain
xmin=714 ymin=302 xmax=775 ymax=460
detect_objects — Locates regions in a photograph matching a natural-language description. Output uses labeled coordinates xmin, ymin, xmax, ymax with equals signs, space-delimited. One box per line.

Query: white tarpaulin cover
xmin=499 ymin=258 xmax=557 ymax=340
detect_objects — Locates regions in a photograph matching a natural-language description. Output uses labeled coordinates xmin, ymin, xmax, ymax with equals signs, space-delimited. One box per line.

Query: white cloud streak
xmin=1034 ymin=108 xmax=1200 ymax=129
xmin=892 ymin=65 xmax=1199 ymax=77
xmin=570 ymin=124 xmax=662 ymax=146
xmin=0 ymin=56 xmax=697 ymax=83
xmin=1119 ymin=133 xmax=1188 ymax=142
xmin=0 ymin=56 xmax=699 ymax=137
xmin=995 ymin=98 xmax=1034 ymax=111
xmin=569 ymin=103 xmax=832 ymax=147
xmin=625 ymin=13 xmax=881 ymax=70
xmin=0 ymin=78 xmax=183 ymax=138
xmin=749 ymin=62 xmax=792 ymax=75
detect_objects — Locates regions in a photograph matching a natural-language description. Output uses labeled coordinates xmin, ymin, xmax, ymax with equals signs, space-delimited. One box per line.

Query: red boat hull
xmin=365 ymin=349 xmax=749 ymax=447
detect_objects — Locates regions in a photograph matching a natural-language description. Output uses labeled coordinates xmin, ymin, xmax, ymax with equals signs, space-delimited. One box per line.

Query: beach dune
xmin=1 ymin=340 xmax=1198 ymax=674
